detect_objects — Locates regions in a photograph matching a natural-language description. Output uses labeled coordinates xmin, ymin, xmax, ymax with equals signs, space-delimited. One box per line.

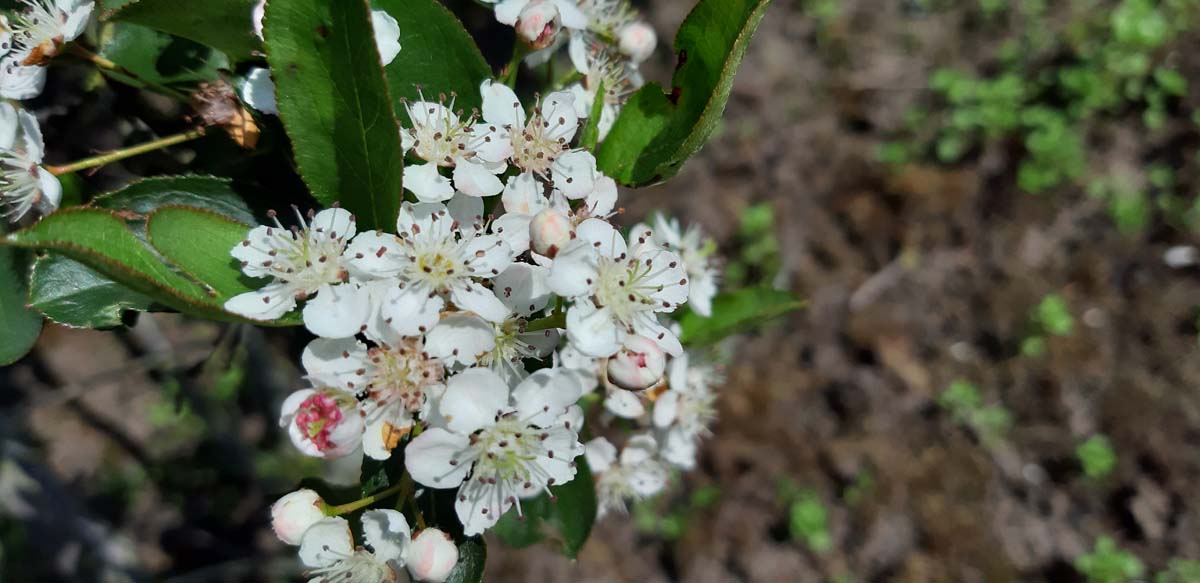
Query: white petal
xmin=298 ymin=517 xmax=354 ymax=568
xmin=425 ymin=313 xmax=496 ymax=367
xmin=622 ymin=434 xmax=659 ymax=465
xmin=552 ymin=0 xmax=588 ymax=29
xmin=345 ymin=231 xmax=406 ymax=280
xmin=450 ymin=283 xmax=510 ymax=323
xmin=512 ymin=368 xmax=583 ymax=426
xmin=224 ymin=282 xmax=297 ymax=320
xmin=568 ymin=34 xmax=589 ymax=75
xmin=652 ymin=390 xmax=680 ymax=428
xmin=565 ymin=302 xmax=624 ymax=358
xmin=574 ymin=217 xmax=626 ymax=258
xmin=541 ymin=90 xmax=579 ymax=142
xmin=17 ymin=109 xmax=44 ymax=162
xmin=632 ymin=313 xmax=682 ymax=356
xmin=446 ymin=190 xmax=484 ymax=229
xmin=405 ymin=427 xmax=473 ymax=488
xmin=492 ymin=263 xmax=551 ymax=315
xmin=689 ymin=272 xmax=717 ymax=317
xmin=492 ymin=212 xmax=532 ymax=255
xmin=303 ymin=283 xmax=371 ymax=338
xmin=439 ymin=368 xmax=509 ymax=434
xmin=550 ymin=150 xmax=596 ymax=199
xmin=463 ymin=235 xmax=514 ymax=279
xmin=0 ymin=59 xmax=46 ymax=101
xmin=59 ymin=0 xmax=94 ymax=40
xmin=518 ymin=328 xmax=559 ymax=357
xmin=363 ymin=415 xmax=416 ymax=461
xmin=481 ymin=79 xmax=525 ymax=128
xmin=546 ymin=240 xmax=599 ymax=298
xmin=312 ymin=208 xmax=357 ymax=241
xmin=0 ymin=103 xmax=17 ymax=151
xmin=661 ymin=427 xmax=697 ymax=469
xmin=241 ymin=67 xmax=278 ymax=115
xmin=470 ymin=122 xmax=513 ymax=162
xmin=302 ymin=337 xmax=369 ymax=389
xmin=371 ymin=10 xmax=402 ymax=66
xmin=604 ymin=389 xmax=645 ymax=419
xmin=493 ymin=0 xmax=529 ymax=26
xmin=583 ymin=175 xmax=617 ymax=216
xmin=501 ymin=171 xmax=545 ymax=215
xmin=380 ymin=286 xmax=444 ymax=336
xmin=405 ymin=162 xmax=455 ymax=202
xmin=584 ymin=437 xmax=617 ymax=473
xmin=361 ymin=509 xmax=411 ymax=564
xmin=36 ymin=168 xmax=60 ymax=211
xmin=452 ymin=159 xmax=504 ymax=197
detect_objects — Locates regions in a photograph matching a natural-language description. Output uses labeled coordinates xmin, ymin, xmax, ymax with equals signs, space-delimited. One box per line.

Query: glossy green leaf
xmin=0 ymin=245 xmax=43 ymax=365
xmin=92 ymin=175 xmax=257 ymax=225
xmin=264 ymin=0 xmax=405 ymax=231
xmin=678 ymin=287 xmax=805 ymax=346
xmin=444 ymin=537 xmax=486 ymax=583
xmin=99 ymin=23 xmax=230 ymax=88
xmin=102 ymin=0 xmax=261 ymax=61
xmin=371 ymin=0 xmax=492 ymax=117
xmin=596 ymin=0 xmax=771 ymax=186
xmin=145 ymin=206 xmax=263 ymax=299
xmin=27 ymin=255 xmax=156 ymax=329
xmin=492 ymin=454 xmax=596 ymax=558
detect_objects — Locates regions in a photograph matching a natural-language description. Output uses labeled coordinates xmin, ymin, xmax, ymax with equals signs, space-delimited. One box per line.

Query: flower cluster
xmin=0 ymin=0 xmax=89 ymax=221
xmin=246 ymin=71 xmax=724 ymax=546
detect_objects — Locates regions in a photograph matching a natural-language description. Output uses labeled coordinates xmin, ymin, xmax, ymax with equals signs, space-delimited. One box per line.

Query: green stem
xmin=526 ymin=310 xmax=566 ymax=332
xmin=499 ymin=42 xmax=530 ymax=88
xmin=325 ymin=479 xmax=409 ymax=516
xmin=69 ymin=44 xmax=190 ymax=101
xmin=48 ymin=128 xmax=206 ymax=176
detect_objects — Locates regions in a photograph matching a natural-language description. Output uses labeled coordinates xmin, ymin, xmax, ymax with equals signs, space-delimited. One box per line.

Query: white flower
xmin=548 ymin=218 xmax=689 ymax=358
xmin=279 ymin=387 xmax=365 ymax=458
xmin=653 ymin=351 xmax=720 ymax=470
xmin=568 ymin=41 xmax=643 ymax=141
xmin=480 ymin=80 xmax=598 ymax=200
xmin=585 ymin=434 xmax=668 ymax=516
xmin=634 ymin=214 xmax=719 ymax=317
xmin=303 ymin=336 xmax=445 ymax=461
xmin=270 ymin=489 xmax=327 ymax=546
xmin=486 ymin=0 xmax=586 ymax=48
xmin=0 ymin=103 xmax=59 ymax=220
xmin=240 ymin=67 xmax=277 ymax=115
xmin=606 ymin=334 xmax=666 ymax=391
xmin=406 ymin=528 xmax=459 ymax=583
xmin=496 ymin=166 xmax=616 ymax=257
xmin=400 ymin=92 xmax=510 ymax=202
xmin=0 ymin=1 xmax=92 ymax=100
xmin=404 ymin=368 xmax=585 ymax=535
xmin=575 ymin=0 xmax=637 ymax=39
xmin=224 ymin=207 xmax=369 ymax=335
xmin=425 ymin=263 xmax=560 ymax=385
xmin=299 ymin=510 xmax=411 ymax=583
xmin=345 ymin=199 xmax=514 ymax=336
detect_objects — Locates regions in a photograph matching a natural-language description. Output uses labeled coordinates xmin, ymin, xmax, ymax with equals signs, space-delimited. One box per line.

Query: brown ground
xmin=4 ymin=0 xmax=1200 ymax=582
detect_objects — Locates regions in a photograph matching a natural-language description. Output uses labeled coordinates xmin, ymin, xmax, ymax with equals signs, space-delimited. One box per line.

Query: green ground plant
xmin=938 ymin=379 xmax=1012 ymax=445
xmin=1076 ymin=537 xmax=1145 ymax=583
xmin=1077 ymin=434 xmax=1118 ymax=479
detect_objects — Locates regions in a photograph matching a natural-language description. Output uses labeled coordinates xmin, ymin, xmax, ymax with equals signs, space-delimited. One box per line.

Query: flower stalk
xmin=68 ymin=44 xmax=190 ymax=101
xmin=323 ymin=479 xmax=409 ymax=516
xmin=47 ymin=128 xmax=206 ymax=176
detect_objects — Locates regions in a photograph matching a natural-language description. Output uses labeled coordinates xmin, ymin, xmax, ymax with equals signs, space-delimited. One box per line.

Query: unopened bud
xmin=406 ymin=528 xmax=459 ymax=583
xmin=516 ymin=0 xmax=562 ymax=49
xmin=530 ymin=208 xmax=572 ymax=258
xmin=607 ymin=335 xmax=666 ymax=391
xmin=617 ymin=21 xmax=657 ymax=63
xmin=270 ymin=489 xmax=326 ymax=545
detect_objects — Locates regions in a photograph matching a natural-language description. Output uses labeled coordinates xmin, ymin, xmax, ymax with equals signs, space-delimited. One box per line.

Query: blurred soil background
xmin=5 ymin=0 xmax=1200 ymax=582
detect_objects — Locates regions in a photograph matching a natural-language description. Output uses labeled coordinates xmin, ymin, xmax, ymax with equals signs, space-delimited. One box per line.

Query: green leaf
xmin=92 ymin=175 xmax=257 ymax=225
xmin=27 ymin=255 xmax=156 ymax=329
xmin=679 ymin=287 xmax=804 ymax=346
xmin=102 ymin=0 xmax=261 ymax=61
xmin=371 ymin=0 xmax=492 ymax=117
xmin=578 ymin=79 xmax=606 ymax=150
xmin=0 ymin=245 xmax=43 ymax=365
xmin=492 ymin=454 xmax=597 ymax=558
xmin=444 ymin=537 xmax=486 ymax=583
xmin=99 ymin=23 xmax=230 ymax=88
xmin=145 ymin=206 xmax=264 ymax=299
xmin=264 ymin=0 xmax=405 ymax=232
xmin=595 ymin=0 xmax=771 ymax=186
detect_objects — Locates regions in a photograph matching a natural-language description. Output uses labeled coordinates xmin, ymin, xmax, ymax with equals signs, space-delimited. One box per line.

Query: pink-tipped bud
xmin=280 ymin=388 xmax=364 ymax=459
xmin=607 ymin=335 xmax=666 ymax=391
xmin=530 ymin=208 xmax=573 ymax=258
xmin=516 ymin=0 xmax=562 ymax=49
xmin=617 ymin=21 xmax=657 ymax=63
xmin=270 ymin=489 xmax=326 ymax=545
xmin=405 ymin=528 xmax=459 ymax=583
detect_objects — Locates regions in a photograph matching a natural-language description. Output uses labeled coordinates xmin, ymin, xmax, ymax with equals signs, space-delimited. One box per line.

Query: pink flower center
xmin=294 ymin=393 xmax=344 ymax=452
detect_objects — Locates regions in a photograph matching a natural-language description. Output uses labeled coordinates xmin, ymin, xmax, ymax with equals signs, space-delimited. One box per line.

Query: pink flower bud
xmin=516 ymin=0 xmax=562 ymax=49
xmin=607 ymin=335 xmax=666 ymax=391
xmin=406 ymin=528 xmax=459 ymax=583
xmin=280 ymin=388 xmax=364 ymax=458
xmin=270 ymin=489 xmax=326 ymax=545
xmin=618 ymin=21 xmax=657 ymax=63
xmin=530 ymin=208 xmax=573 ymax=258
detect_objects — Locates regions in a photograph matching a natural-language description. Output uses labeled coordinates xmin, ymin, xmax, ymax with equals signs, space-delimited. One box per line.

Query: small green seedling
xmin=1077 ymin=435 xmax=1118 ymax=479
xmin=1155 ymin=559 xmax=1200 ymax=583
xmin=789 ymin=491 xmax=832 ymax=553
xmin=1075 ymin=537 xmax=1144 ymax=583
xmin=938 ymin=379 xmax=1012 ymax=445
